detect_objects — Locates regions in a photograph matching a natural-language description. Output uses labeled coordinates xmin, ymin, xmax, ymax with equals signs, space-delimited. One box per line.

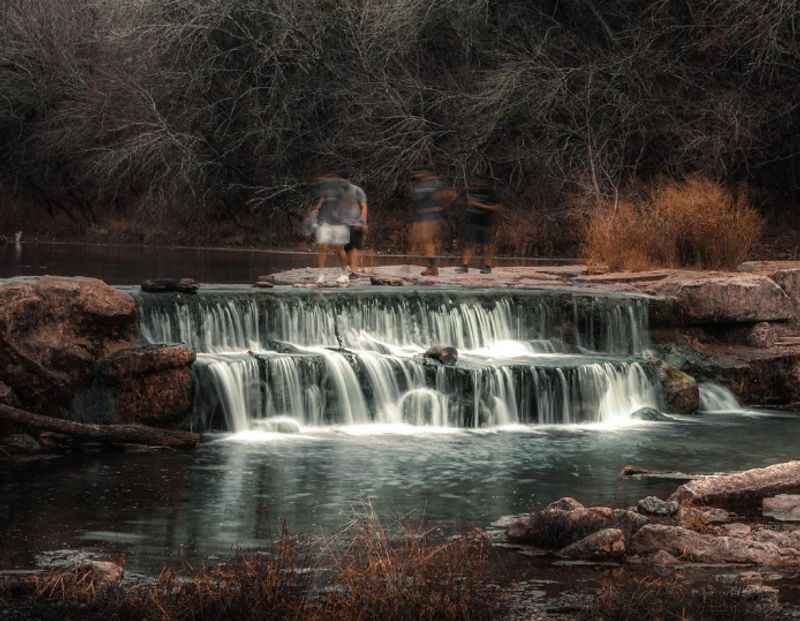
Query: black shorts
xmin=464 ymin=213 xmax=494 ymax=246
xmin=345 ymin=227 xmax=365 ymax=251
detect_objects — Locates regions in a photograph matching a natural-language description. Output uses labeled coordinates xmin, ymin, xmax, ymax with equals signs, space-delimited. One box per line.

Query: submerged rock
xmin=671 ymin=460 xmax=800 ymax=507
xmin=558 ymin=528 xmax=625 ymax=561
xmin=252 ymin=417 xmax=302 ymax=434
xmin=637 ymin=496 xmax=679 ymax=517
xmin=0 ymin=276 xmax=138 ymax=416
xmin=762 ymin=494 xmax=800 ymax=522
xmin=630 ymin=407 xmax=673 ymax=422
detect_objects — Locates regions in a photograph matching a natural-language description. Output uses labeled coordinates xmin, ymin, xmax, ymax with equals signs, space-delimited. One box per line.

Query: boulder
xmin=0 ymin=277 xmax=138 ymax=416
xmin=657 ymin=365 xmax=699 ymax=414
xmin=671 ymin=460 xmax=800 ymax=507
xmin=547 ymin=497 xmax=585 ymax=512
xmin=558 ymin=528 xmax=625 ymax=561
xmin=652 ymin=274 xmax=793 ymax=324
xmin=613 ymin=509 xmax=650 ymax=535
xmin=762 ymin=494 xmax=800 ymax=522
xmin=140 ymin=278 xmax=199 ymax=294
xmin=422 ymin=346 xmax=459 ymax=365
xmin=637 ymin=496 xmax=680 ymax=517
xmin=75 ymin=344 xmax=195 ymax=426
xmin=631 ymin=524 xmax=800 ymax=565
xmin=506 ymin=507 xmax=616 ymax=547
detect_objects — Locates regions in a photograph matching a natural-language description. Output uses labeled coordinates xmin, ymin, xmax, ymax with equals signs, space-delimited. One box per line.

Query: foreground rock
xmin=631 ymin=524 xmax=800 ymax=566
xmin=762 ymin=494 xmax=800 ymax=522
xmin=0 ymin=277 xmax=138 ymax=416
xmin=558 ymin=528 xmax=625 ymax=561
xmin=75 ymin=344 xmax=195 ymax=425
xmin=637 ymin=496 xmax=679 ymax=517
xmin=671 ymin=460 xmax=800 ymax=507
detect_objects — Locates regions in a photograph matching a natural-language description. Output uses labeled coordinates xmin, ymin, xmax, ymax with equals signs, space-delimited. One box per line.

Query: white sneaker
xmin=316 ymin=274 xmax=325 ymax=284
xmin=336 ymin=273 xmax=349 ymax=284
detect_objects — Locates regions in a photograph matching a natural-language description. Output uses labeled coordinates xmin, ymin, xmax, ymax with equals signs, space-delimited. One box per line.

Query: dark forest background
xmin=2 ymin=0 xmax=800 ymax=256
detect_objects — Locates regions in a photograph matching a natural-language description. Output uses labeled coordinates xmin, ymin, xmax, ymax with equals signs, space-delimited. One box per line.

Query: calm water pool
xmin=2 ymin=411 xmax=797 ymax=574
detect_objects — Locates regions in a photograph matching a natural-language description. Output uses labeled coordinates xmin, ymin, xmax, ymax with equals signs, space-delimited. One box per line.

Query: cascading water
xmin=699 ymin=383 xmax=742 ymax=412
xmin=136 ymin=288 xmax=659 ymax=431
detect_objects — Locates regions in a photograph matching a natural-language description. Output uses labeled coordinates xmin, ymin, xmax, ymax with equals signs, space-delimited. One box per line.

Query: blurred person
xmin=340 ymin=180 xmax=368 ymax=278
xmin=456 ymin=177 xmax=501 ymax=274
xmin=409 ymin=170 xmax=456 ymax=276
xmin=308 ymin=175 xmax=350 ymax=284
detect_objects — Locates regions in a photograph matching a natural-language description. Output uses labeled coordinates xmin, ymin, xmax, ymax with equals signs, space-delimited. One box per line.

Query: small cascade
xmin=699 ymin=383 xmax=742 ymax=412
xmin=135 ymin=288 xmax=660 ymax=431
xmin=197 ymin=354 xmax=262 ymax=432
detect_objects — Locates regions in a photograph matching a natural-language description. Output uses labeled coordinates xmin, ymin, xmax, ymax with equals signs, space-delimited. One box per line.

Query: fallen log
xmin=0 ymin=404 xmax=200 ymax=450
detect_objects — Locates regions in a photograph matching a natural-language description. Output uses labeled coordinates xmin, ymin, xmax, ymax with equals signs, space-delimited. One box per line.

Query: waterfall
xmin=699 ymin=383 xmax=742 ymax=412
xmin=135 ymin=289 xmax=659 ymax=431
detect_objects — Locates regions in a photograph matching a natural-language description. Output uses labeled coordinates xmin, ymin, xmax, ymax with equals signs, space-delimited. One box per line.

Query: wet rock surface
xmin=0 ymin=276 xmax=138 ymax=416
xmin=74 ymin=344 xmax=195 ymax=426
xmin=656 ymin=365 xmax=699 ymax=414
xmin=558 ymin=528 xmax=625 ymax=561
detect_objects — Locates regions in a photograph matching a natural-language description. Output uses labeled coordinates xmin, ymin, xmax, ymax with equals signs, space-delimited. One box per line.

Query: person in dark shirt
xmin=341 ymin=182 xmax=368 ymax=277
xmin=456 ymin=177 xmax=501 ymax=274
xmin=409 ymin=170 xmax=456 ymax=276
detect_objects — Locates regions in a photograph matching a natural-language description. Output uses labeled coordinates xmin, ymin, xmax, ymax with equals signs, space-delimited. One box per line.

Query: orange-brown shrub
xmin=583 ymin=176 xmax=763 ymax=271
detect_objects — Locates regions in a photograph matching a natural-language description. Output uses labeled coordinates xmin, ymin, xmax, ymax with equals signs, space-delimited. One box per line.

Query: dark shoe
xmin=480 ymin=265 xmax=492 ymax=274
xmin=421 ymin=266 xmax=439 ymax=276
xmin=349 ymin=271 xmax=361 ymax=280
xmin=455 ymin=265 xmax=469 ymax=273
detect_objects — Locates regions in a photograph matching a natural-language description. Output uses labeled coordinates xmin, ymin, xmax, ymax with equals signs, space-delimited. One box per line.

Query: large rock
xmin=506 ymin=507 xmax=616 ymax=547
xmin=637 ymin=496 xmax=679 ymax=517
xmin=74 ymin=344 xmax=195 ymax=426
xmin=0 ymin=277 xmax=137 ymax=416
xmin=652 ymin=274 xmax=793 ymax=324
xmin=671 ymin=461 xmax=800 ymax=507
xmin=558 ymin=528 xmax=625 ymax=561
xmin=657 ymin=366 xmax=699 ymax=414
xmin=631 ymin=524 xmax=800 ymax=566
xmin=762 ymin=494 xmax=800 ymax=522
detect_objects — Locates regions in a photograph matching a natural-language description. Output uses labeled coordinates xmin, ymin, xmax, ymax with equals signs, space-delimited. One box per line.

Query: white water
xmin=138 ymin=292 xmax=659 ymax=430
xmin=699 ymin=382 xmax=742 ymax=412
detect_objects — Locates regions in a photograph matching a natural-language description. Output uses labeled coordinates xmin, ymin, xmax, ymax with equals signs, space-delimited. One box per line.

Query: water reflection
xmin=2 ymin=412 xmax=800 ymax=574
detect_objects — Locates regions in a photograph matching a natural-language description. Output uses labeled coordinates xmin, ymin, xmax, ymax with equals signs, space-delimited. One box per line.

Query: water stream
xmin=137 ymin=288 xmax=657 ymax=431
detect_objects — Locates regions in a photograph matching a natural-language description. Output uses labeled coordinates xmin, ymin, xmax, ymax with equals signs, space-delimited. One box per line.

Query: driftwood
xmin=0 ymin=404 xmax=200 ymax=449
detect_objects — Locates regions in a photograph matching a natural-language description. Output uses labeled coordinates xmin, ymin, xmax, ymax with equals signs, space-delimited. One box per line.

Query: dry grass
xmin=0 ymin=514 xmax=499 ymax=621
xmin=583 ymin=575 xmax=773 ymax=621
xmin=583 ymin=176 xmax=763 ymax=271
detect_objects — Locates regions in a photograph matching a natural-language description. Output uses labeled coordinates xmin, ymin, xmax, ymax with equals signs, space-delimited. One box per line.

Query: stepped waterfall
xmin=136 ymin=289 xmax=659 ymax=431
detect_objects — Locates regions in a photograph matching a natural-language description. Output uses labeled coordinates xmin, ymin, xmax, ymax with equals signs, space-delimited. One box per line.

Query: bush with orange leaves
xmin=583 ymin=177 xmax=763 ymax=271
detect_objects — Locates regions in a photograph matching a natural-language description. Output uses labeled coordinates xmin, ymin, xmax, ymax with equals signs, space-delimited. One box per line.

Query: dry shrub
xmin=0 ymin=514 xmax=499 ymax=621
xmin=584 ymin=575 xmax=773 ymax=621
xmin=583 ymin=176 xmax=763 ymax=271
xmin=324 ymin=510 xmax=494 ymax=621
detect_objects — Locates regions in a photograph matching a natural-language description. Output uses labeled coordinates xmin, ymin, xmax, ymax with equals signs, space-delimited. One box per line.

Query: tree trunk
xmin=0 ymin=404 xmax=200 ymax=449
